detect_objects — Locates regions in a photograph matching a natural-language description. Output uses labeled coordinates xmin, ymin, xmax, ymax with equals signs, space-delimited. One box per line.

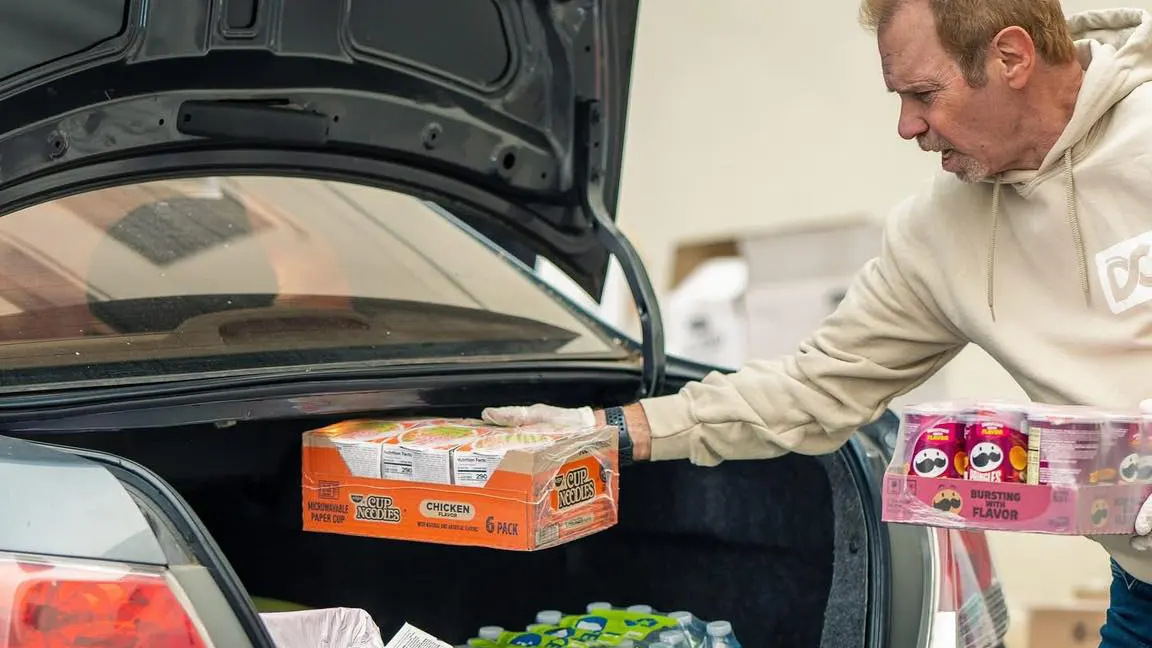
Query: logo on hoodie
xmin=1095 ymin=231 xmax=1152 ymax=313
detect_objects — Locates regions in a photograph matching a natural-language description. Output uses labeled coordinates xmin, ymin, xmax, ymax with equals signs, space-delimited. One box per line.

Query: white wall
xmin=606 ymin=0 xmax=1152 ymax=642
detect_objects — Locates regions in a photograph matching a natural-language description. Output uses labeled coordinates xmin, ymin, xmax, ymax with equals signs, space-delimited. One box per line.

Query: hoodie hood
xmin=986 ymin=8 xmax=1152 ymax=318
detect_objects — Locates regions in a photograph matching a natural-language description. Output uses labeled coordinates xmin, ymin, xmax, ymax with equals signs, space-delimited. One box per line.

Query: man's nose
xmin=897 ymin=103 xmax=928 ymax=140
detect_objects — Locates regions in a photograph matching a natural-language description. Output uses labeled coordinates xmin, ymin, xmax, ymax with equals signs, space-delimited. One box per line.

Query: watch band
xmin=604 ymin=406 xmax=634 ymax=467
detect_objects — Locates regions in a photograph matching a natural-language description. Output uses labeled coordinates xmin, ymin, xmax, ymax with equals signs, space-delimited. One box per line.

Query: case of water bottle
xmin=881 ymin=400 xmax=1152 ymax=534
xmin=460 ymin=601 xmax=743 ymax=647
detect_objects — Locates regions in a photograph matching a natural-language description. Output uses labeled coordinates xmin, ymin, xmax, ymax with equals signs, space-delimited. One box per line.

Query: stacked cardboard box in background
xmin=1024 ymin=585 xmax=1108 ymax=648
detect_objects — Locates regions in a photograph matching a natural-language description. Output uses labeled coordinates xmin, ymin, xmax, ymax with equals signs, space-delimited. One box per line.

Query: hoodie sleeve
xmin=639 ymin=198 xmax=967 ymax=466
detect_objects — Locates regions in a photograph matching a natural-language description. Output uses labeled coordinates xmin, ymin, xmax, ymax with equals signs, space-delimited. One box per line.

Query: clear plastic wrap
xmin=458 ymin=603 xmax=743 ymax=647
xmin=261 ymin=607 xmax=385 ymax=648
xmin=882 ymin=400 xmax=1152 ymax=534
xmin=302 ymin=418 xmax=619 ymax=550
xmin=933 ymin=529 xmax=1010 ymax=648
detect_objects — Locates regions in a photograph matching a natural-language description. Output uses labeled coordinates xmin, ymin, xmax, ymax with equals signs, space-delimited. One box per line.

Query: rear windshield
xmin=0 ymin=176 xmax=622 ymax=390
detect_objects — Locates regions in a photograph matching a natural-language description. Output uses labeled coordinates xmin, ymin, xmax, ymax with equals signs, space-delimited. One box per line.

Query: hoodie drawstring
xmin=986 ymin=177 xmax=1002 ymax=321
xmin=1063 ymin=148 xmax=1091 ymax=305
xmin=986 ymin=148 xmax=1090 ymax=319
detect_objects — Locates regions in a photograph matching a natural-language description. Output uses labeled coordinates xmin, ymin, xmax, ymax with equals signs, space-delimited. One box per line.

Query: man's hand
xmin=481 ymin=404 xmax=599 ymax=429
xmin=481 ymin=402 xmax=653 ymax=461
xmin=1132 ymin=399 xmax=1152 ymax=551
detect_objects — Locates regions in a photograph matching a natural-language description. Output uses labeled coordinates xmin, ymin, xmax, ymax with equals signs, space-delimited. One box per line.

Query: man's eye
xmin=915 ymin=91 xmax=935 ymax=103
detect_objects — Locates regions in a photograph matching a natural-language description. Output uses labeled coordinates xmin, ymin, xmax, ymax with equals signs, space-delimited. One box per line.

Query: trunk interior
xmin=15 ymin=388 xmax=874 ymax=648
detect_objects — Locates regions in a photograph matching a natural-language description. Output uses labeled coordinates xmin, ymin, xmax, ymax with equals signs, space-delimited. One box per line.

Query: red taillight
xmin=0 ymin=554 xmax=208 ymax=648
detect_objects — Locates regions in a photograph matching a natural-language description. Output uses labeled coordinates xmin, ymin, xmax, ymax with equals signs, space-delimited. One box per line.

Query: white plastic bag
xmin=261 ymin=607 xmax=385 ymax=648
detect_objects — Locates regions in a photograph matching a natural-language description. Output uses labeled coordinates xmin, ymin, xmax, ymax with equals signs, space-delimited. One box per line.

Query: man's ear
xmin=990 ymin=26 xmax=1036 ymax=89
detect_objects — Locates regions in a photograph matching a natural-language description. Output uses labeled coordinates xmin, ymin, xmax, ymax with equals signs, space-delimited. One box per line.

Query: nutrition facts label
xmin=334 ymin=443 xmax=383 ymax=479
xmin=1027 ymin=425 xmax=1100 ymax=485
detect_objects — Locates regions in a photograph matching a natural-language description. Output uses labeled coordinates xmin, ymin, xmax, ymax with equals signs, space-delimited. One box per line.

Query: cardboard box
xmin=662 ymin=215 xmax=949 ymax=405
xmin=1071 ymin=586 xmax=1110 ymax=602
xmin=882 ymin=473 xmax=1151 ymax=534
xmin=1026 ymin=604 xmax=1107 ymax=648
xmin=302 ymin=419 xmax=619 ymax=550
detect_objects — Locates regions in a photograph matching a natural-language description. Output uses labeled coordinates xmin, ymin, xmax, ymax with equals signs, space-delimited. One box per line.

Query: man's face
xmin=878 ymin=1 xmax=1019 ymax=182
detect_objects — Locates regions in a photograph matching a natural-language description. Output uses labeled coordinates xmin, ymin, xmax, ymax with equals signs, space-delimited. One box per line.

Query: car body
xmin=0 ymin=1 xmax=1008 ymax=647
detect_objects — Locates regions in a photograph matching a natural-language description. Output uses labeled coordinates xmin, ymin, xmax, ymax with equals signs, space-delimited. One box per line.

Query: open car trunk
xmin=7 ymin=379 xmax=878 ymax=648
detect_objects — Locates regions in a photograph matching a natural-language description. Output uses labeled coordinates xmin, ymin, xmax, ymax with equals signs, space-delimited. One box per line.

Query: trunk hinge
xmin=575 ymin=99 xmax=666 ymax=399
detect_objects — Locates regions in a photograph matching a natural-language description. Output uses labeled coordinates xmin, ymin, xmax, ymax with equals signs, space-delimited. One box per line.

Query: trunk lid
xmin=0 ymin=0 xmax=665 ymax=395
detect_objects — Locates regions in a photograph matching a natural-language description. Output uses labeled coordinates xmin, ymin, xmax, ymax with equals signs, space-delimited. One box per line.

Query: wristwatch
xmin=603 ymin=406 xmax=634 ymax=467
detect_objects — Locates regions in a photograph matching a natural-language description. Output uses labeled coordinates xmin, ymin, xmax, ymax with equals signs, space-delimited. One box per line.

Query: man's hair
xmin=859 ymin=0 xmax=1078 ymax=86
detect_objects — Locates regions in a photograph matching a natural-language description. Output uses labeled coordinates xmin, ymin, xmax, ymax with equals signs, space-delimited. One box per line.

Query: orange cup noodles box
xmin=883 ymin=400 xmax=1152 ymax=535
xmin=302 ymin=417 xmax=619 ymax=550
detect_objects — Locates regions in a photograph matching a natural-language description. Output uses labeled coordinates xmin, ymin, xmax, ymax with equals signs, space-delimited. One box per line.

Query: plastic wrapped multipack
xmin=261 ymin=607 xmax=385 ymax=648
xmin=459 ymin=603 xmax=743 ymax=647
xmin=302 ymin=417 xmax=619 ymax=550
xmin=881 ymin=400 xmax=1152 ymax=534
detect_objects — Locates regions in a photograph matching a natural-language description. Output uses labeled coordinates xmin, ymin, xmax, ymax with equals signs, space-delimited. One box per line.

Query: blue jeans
xmin=1100 ymin=559 xmax=1152 ymax=647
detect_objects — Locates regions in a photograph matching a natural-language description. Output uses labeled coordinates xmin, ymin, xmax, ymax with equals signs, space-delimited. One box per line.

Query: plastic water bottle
xmin=704 ymin=621 xmax=742 ymax=648
xmin=626 ymin=604 xmax=654 ymax=614
xmin=478 ymin=626 xmax=504 ymax=641
xmin=587 ymin=601 xmax=614 ymax=613
xmin=668 ymin=611 xmax=707 ymax=647
xmin=658 ymin=630 xmax=689 ymax=646
xmin=647 ymin=643 xmax=672 ymax=648
xmin=535 ymin=610 xmax=564 ymax=626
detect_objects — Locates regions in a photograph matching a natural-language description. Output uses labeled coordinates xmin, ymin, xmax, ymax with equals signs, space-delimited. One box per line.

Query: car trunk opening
xmin=8 ymin=388 xmax=868 ymax=648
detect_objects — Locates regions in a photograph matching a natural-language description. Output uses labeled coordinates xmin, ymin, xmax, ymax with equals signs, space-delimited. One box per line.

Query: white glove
xmin=1131 ymin=399 xmax=1152 ymax=551
xmin=481 ymin=403 xmax=596 ymax=429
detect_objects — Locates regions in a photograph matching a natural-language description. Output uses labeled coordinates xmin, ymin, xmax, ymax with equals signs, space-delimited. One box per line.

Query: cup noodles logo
xmin=349 ymin=494 xmax=402 ymax=523
xmin=554 ymin=466 xmax=597 ymax=511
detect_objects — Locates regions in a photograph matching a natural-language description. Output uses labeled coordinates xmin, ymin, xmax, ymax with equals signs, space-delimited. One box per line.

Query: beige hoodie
xmin=638 ymin=8 xmax=1152 ymax=583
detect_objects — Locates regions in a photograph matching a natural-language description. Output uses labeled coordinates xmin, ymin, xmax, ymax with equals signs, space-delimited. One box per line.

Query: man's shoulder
xmin=1117 ymin=81 xmax=1152 ymax=111
xmin=882 ymin=172 xmax=990 ymax=245
xmin=1098 ymin=82 xmax=1152 ymax=149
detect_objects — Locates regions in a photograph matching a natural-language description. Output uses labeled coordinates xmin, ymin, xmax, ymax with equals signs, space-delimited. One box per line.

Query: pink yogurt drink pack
xmin=881 ymin=400 xmax=1152 ymax=535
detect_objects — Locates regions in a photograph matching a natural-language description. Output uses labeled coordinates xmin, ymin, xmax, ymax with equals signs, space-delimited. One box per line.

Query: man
xmin=485 ymin=1 xmax=1152 ymax=645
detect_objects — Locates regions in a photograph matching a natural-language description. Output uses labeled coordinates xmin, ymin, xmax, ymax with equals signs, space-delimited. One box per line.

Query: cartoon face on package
xmin=1124 ymin=416 xmax=1152 ymax=484
xmin=931 ymin=487 xmax=964 ymax=515
xmin=964 ymin=412 xmax=1028 ymax=483
xmin=1099 ymin=414 xmax=1144 ymax=485
xmin=903 ymin=406 xmax=967 ymax=479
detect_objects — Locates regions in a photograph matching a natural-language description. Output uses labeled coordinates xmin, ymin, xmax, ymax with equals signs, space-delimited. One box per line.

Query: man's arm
xmin=591 ymin=405 xmax=652 ymax=460
xmin=487 ymin=199 xmax=967 ymax=464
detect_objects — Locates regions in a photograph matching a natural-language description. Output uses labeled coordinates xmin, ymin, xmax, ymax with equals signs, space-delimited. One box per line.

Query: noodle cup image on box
xmin=301 ymin=419 xmax=620 ymax=550
xmin=380 ymin=423 xmax=489 ymax=484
